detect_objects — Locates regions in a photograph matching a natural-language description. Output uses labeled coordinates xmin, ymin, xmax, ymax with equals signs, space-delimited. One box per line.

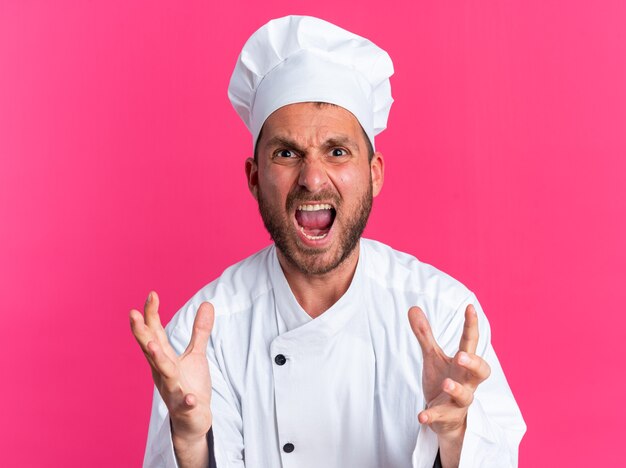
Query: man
xmin=130 ymin=15 xmax=526 ymax=468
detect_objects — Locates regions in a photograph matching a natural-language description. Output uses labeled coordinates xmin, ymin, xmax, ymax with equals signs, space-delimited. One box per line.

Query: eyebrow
xmin=264 ymin=135 xmax=359 ymax=153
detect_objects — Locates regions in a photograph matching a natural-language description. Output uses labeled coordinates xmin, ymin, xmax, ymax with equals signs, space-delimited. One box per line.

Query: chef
xmin=130 ymin=15 xmax=526 ymax=468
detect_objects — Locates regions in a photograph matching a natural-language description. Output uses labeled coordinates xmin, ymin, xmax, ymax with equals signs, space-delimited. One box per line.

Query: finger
xmin=130 ymin=309 xmax=161 ymax=370
xmin=455 ymin=351 xmax=491 ymax=385
xmin=185 ymin=302 xmax=215 ymax=355
xmin=130 ymin=308 xmax=155 ymax=352
xmin=168 ymin=392 xmax=201 ymax=416
xmin=418 ymin=398 xmax=449 ymax=425
xmin=143 ymin=291 xmax=173 ymax=351
xmin=418 ymin=396 xmax=465 ymax=426
xmin=408 ymin=306 xmax=441 ymax=356
xmin=144 ymin=291 xmax=161 ymax=328
xmin=183 ymin=393 xmax=198 ymax=410
xmin=144 ymin=291 xmax=169 ymax=343
xmin=458 ymin=304 xmax=479 ymax=354
xmin=146 ymin=339 xmax=178 ymax=381
xmin=442 ymin=378 xmax=474 ymax=408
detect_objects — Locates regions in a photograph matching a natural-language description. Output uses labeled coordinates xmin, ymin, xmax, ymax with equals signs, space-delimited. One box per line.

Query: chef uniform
xmin=143 ymin=16 xmax=526 ymax=468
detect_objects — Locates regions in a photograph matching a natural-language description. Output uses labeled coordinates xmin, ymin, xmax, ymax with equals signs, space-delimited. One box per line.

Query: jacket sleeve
xmin=412 ymin=295 xmax=527 ymax=468
xmin=142 ymin=305 xmax=246 ymax=468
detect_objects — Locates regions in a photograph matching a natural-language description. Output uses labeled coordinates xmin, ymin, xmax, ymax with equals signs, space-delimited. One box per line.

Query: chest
xmin=215 ymin=294 xmax=426 ymax=467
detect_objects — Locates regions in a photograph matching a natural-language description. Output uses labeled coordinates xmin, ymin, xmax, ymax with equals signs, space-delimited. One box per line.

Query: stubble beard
xmin=257 ymin=182 xmax=373 ymax=276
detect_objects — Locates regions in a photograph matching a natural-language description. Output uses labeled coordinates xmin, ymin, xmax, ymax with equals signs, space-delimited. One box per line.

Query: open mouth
xmin=295 ymin=203 xmax=336 ymax=240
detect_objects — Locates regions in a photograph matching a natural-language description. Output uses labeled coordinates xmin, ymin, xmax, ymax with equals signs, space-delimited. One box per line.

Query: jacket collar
xmin=269 ymin=241 xmax=366 ymax=344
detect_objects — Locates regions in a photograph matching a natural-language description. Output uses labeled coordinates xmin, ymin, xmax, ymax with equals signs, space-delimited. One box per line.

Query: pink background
xmin=1 ymin=1 xmax=624 ymax=466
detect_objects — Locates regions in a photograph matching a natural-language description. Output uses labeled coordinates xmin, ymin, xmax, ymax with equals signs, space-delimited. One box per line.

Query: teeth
xmin=297 ymin=204 xmax=333 ymax=212
xmin=300 ymin=226 xmax=329 ymax=240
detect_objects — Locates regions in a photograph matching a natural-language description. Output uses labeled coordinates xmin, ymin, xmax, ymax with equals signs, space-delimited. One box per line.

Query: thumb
xmin=186 ymin=302 xmax=215 ymax=355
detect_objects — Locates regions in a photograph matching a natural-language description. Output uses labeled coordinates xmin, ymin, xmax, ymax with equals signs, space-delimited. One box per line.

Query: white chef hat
xmin=228 ymin=15 xmax=394 ymax=150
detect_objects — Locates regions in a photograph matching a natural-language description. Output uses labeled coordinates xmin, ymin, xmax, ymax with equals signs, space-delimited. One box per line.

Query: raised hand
xmin=408 ymin=304 xmax=491 ymax=464
xmin=130 ymin=292 xmax=214 ymax=462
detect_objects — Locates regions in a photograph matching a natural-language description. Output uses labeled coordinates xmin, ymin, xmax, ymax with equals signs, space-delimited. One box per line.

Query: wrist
xmin=171 ymin=429 xmax=210 ymax=468
xmin=172 ymin=430 xmax=208 ymax=448
xmin=170 ymin=416 xmax=212 ymax=451
xmin=436 ymin=422 xmax=466 ymax=468
xmin=437 ymin=421 xmax=466 ymax=444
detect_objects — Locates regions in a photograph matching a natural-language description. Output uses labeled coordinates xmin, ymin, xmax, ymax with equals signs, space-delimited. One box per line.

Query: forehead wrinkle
xmin=322 ymin=136 xmax=359 ymax=152
xmin=264 ymin=135 xmax=307 ymax=153
xmin=265 ymin=131 xmax=359 ymax=154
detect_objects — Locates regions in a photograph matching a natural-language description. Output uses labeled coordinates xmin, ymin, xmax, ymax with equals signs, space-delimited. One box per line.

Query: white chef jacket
xmin=144 ymin=239 xmax=526 ymax=467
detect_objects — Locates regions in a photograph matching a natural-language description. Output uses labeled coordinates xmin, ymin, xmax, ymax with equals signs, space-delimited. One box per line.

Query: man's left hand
xmin=408 ymin=304 xmax=491 ymax=466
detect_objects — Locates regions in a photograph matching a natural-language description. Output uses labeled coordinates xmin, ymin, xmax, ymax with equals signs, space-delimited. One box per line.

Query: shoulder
xmin=360 ymin=238 xmax=473 ymax=310
xmin=164 ymin=245 xmax=275 ymax=350
xmin=360 ymin=239 xmax=490 ymax=353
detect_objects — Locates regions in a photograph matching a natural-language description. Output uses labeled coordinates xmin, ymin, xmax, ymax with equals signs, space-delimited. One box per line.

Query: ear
xmin=370 ymin=151 xmax=385 ymax=197
xmin=245 ymin=157 xmax=259 ymax=200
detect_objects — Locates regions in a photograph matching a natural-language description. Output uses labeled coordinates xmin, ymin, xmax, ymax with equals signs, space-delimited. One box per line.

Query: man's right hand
xmin=130 ymin=291 xmax=214 ymax=467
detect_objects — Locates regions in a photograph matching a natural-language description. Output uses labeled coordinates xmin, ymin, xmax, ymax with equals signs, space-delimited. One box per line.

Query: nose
xmin=298 ymin=158 xmax=329 ymax=192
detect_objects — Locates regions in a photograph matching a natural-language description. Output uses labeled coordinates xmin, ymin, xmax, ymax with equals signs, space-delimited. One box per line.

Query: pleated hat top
xmin=228 ymin=15 xmax=394 ymax=149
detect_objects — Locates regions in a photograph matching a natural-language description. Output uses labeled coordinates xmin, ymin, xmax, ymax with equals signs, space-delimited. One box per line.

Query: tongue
xmin=296 ymin=209 xmax=333 ymax=230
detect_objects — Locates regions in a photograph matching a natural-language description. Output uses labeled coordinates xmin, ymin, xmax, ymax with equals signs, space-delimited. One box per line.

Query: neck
xmin=277 ymin=242 xmax=360 ymax=319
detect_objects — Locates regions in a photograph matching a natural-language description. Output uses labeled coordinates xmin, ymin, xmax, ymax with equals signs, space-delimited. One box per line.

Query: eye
xmin=276 ymin=149 xmax=295 ymax=158
xmin=330 ymin=148 xmax=348 ymax=157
